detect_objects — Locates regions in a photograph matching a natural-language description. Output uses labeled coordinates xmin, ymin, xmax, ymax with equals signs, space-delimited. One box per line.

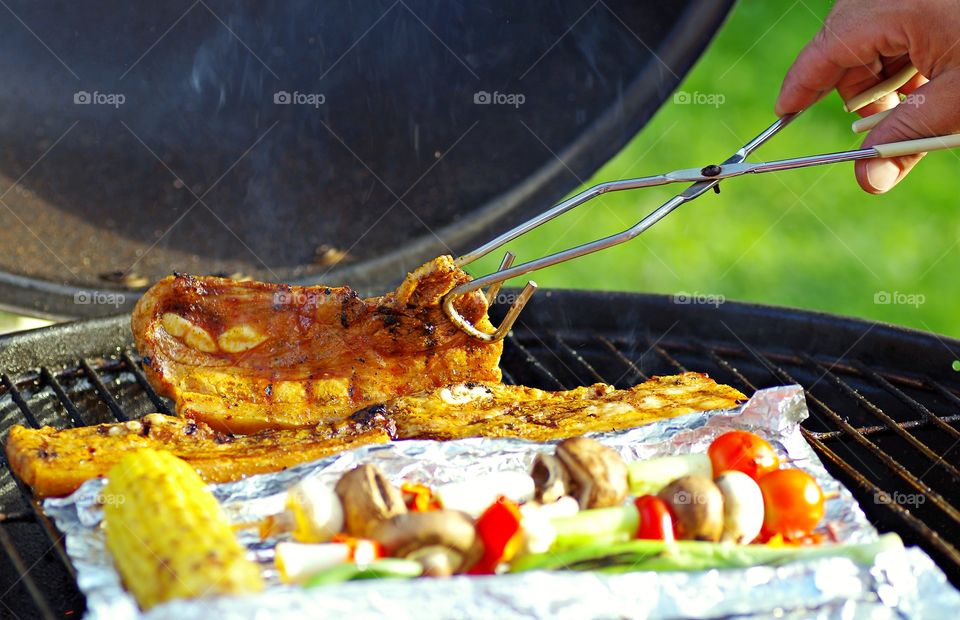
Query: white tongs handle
xmin=871 ymin=135 xmax=960 ymax=158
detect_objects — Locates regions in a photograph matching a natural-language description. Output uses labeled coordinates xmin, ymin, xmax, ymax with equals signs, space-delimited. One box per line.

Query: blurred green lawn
xmin=469 ymin=0 xmax=960 ymax=339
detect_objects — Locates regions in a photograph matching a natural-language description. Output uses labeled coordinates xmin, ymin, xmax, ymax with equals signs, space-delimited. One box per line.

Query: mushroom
xmin=371 ymin=511 xmax=478 ymax=577
xmin=658 ymin=475 xmax=724 ymax=541
xmin=286 ymin=477 xmax=344 ymax=543
xmin=334 ymin=464 xmax=407 ymax=538
xmin=530 ymin=453 xmax=571 ymax=503
xmin=555 ymin=437 xmax=629 ymax=509
xmin=715 ymin=471 xmax=764 ymax=544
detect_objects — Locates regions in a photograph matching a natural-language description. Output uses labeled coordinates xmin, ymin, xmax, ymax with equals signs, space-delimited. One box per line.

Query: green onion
xmin=627 ymin=454 xmax=712 ymax=496
xmin=510 ymin=532 xmax=903 ymax=573
xmin=551 ymin=505 xmax=639 ymax=550
xmin=303 ymin=558 xmax=424 ymax=587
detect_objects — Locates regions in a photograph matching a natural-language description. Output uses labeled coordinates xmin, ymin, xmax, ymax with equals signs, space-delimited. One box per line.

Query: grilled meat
xmin=5 ymin=413 xmax=393 ymax=498
xmin=5 ymin=373 xmax=746 ymax=497
xmin=367 ymin=372 xmax=747 ymax=442
xmin=131 ymin=256 xmax=502 ymax=434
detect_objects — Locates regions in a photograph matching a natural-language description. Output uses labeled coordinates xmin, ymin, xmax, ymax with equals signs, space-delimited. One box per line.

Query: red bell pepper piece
xmin=468 ymin=496 xmax=524 ymax=574
xmin=634 ymin=495 xmax=675 ymax=542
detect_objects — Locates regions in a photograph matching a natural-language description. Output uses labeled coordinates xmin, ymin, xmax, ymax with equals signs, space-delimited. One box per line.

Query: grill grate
xmin=2 ymin=305 xmax=960 ymax=617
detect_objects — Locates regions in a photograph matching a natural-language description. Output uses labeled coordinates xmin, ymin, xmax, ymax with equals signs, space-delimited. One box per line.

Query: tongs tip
xmin=443 ymin=255 xmax=537 ymax=343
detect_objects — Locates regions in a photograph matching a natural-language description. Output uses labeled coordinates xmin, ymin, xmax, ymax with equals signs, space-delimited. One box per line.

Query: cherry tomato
xmin=634 ymin=495 xmax=675 ymax=542
xmin=708 ymin=430 xmax=780 ymax=481
xmin=758 ymin=468 xmax=825 ymax=540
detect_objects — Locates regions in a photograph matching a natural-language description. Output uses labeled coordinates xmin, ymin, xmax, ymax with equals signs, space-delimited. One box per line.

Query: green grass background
xmin=469 ymin=0 xmax=960 ymax=339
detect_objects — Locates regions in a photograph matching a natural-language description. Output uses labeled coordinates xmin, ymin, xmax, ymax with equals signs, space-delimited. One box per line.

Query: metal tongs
xmin=444 ymin=66 xmax=960 ymax=342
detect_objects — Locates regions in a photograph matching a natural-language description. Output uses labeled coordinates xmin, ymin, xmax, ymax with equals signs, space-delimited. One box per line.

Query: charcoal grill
xmin=1 ymin=293 xmax=959 ymax=617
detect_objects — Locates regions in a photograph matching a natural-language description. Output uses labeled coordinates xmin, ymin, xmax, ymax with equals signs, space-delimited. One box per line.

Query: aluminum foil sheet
xmin=43 ymin=385 xmax=960 ymax=619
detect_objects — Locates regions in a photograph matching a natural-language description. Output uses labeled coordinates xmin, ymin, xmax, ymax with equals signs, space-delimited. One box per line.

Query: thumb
xmin=857 ymin=69 xmax=960 ymax=193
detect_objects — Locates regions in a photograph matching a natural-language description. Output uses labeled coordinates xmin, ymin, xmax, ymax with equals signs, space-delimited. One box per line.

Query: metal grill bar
xmin=39 ymin=368 xmax=87 ymax=428
xmin=0 ymin=378 xmax=76 ymax=581
xmin=927 ymin=376 xmax=960 ymax=410
xmin=693 ymin=340 xmax=757 ymax=391
xmin=804 ymin=415 xmax=960 ymax=441
xmin=854 ymin=362 xmax=960 ymax=440
xmin=505 ymin=333 xmax=567 ymax=389
xmin=120 ymin=350 xmax=171 ymax=414
xmin=806 ymin=357 xmax=960 ymax=479
xmin=0 ymin=521 xmax=55 ymax=620
xmin=1 ymin=374 xmax=42 ymax=429
xmin=79 ymin=359 xmax=128 ymax=422
xmin=646 ymin=342 xmax=687 ymax=373
xmin=551 ymin=334 xmax=607 ymax=384
xmin=594 ymin=336 xmax=648 ymax=383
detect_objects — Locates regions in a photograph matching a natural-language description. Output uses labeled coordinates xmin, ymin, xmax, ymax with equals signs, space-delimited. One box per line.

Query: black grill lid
xmin=0 ymin=0 xmax=733 ymax=318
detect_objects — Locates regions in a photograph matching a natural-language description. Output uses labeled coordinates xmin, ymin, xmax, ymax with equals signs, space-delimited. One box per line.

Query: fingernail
xmin=865 ymin=159 xmax=900 ymax=193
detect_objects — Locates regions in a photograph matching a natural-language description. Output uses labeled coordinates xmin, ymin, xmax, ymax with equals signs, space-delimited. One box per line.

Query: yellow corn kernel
xmin=102 ymin=448 xmax=263 ymax=609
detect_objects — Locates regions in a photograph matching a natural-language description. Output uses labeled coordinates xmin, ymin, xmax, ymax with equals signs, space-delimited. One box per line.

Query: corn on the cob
xmin=102 ymin=448 xmax=263 ymax=609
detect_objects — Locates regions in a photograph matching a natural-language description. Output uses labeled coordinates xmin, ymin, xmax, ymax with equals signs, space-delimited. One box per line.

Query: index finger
xmin=775 ymin=29 xmax=884 ymax=115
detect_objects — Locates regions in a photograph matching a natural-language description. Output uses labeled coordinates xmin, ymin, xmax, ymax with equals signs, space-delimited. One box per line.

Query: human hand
xmin=776 ymin=0 xmax=960 ymax=193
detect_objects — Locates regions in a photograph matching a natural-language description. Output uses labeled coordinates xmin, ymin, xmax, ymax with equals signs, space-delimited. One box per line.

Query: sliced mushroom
xmin=658 ymin=475 xmax=724 ymax=542
xmin=371 ymin=511 xmax=478 ymax=576
xmin=334 ymin=465 xmax=407 ymax=538
xmin=531 ymin=453 xmax=571 ymax=504
xmin=555 ymin=437 xmax=628 ymax=509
